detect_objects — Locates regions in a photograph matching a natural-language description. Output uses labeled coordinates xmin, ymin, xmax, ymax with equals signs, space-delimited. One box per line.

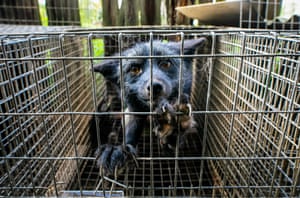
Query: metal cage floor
xmin=68 ymin=130 xmax=213 ymax=197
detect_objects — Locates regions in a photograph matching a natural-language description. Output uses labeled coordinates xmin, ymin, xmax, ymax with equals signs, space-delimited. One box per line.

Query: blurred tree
xmin=102 ymin=0 xmax=193 ymax=26
xmin=46 ymin=0 xmax=81 ymax=26
xmin=0 ymin=0 xmax=41 ymax=25
xmin=102 ymin=0 xmax=139 ymax=26
xmin=165 ymin=0 xmax=193 ymax=25
xmin=122 ymin=0 xmax=139 ymax=26
xmin=141 ymin=0 xmax=161 ymax=25
xmin=102 ymin=0 xmax=121 ymax=26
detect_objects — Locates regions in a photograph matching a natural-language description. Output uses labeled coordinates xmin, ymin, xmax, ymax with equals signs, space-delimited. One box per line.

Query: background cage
xmin=1 ymin=27 xmax=299 ymax=197
xmin=0 ymin=0 xmax=299 ymax=29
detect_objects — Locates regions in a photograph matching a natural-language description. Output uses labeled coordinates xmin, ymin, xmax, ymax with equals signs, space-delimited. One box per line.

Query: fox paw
xmin=154 ymin=95 xmax=196 ymax=152
xmin=154 ymin=99 xmax=175 ymax=141
xmin=95 ymin=144 xmax=138 ymax=177
xmin=157 ymin=99 xmax=175 ymax=115
xmin=176 ymin=94 xmax=195 ymax=131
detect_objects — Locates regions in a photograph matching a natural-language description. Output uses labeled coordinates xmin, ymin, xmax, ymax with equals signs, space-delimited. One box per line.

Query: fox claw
xmin=95 ymin=144 xmax=138 ymax=177
xmin=159 ymin=100 xmax=174 ymax=115
xmin=154 ymin=95 xmax=196 ymax=152
xmin=177 ymin=102 xmax=192 ymax=117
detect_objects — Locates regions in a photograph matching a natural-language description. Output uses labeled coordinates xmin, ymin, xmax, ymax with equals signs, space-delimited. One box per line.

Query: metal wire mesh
xmin=240 ymin=0 xmax=291 ymax=29
xmin=208 ymin=32 xmax=300 ymax=197
xmin=0 ymin=29 xmax=94 ymax=196
xmin=0 ymin=27 xmax=299 ymax=197
xmin=0 ymin=0 xmax=299 ymax=30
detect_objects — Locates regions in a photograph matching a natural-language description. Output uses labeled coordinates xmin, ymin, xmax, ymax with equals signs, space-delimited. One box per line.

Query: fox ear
xmin=93 ymin=59 xmax=120 ymax=83
xmin=182 ymin=37 xmax=207 ymax=54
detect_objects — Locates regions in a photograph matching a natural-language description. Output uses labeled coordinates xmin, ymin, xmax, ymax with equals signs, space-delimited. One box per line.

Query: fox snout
xmin=146 ymin=81 xmax=164 ymax=97
xmin=143 ymin=76 xmax=174 ymax=101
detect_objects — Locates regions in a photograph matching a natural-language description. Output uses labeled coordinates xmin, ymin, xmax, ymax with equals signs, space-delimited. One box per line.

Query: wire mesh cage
xmin=0 ymin=0 xmax=299 ymax=29
xmin=0 ymin=27 xmax=299 ymax=197
xmin=237 ymin=0 xmax=298 ymax=29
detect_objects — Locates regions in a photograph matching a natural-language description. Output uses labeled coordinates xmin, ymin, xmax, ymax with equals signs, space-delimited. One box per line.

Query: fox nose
xmin=147 ymin=82 xmax=163 ymax=97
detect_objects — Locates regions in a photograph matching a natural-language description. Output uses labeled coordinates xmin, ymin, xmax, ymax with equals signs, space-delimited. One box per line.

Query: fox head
xmin=93 ymin=38 xmax=207 ymax=111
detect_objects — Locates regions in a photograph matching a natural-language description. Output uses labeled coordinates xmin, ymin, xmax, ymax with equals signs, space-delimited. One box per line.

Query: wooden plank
xmin=176 ymin=1 xmax=254 ymax=27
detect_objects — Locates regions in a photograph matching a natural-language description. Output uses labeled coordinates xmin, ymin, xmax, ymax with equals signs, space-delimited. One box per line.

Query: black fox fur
xmin=92 ymin=38 xmax=206 ymax=176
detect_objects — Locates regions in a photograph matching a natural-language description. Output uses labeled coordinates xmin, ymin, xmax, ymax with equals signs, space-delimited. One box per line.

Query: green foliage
xmin=38 ymin=0 xmax=102 ymax=27
xmin=38 ymin=0 xmax=48 ymax=26
xmin=93 ymin=39 xmax=105 ymax=58
xmin=274 ymin=56 xmax=281 ymax=74
xmin=79 ymin=0 xmax=102 ymax=27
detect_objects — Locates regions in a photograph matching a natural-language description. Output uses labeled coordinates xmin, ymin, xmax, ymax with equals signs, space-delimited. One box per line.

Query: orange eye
xmin=159 ymin=60 xmax=171 ymax=69
xmin=130 ymin=65 xmax=142 ymax=75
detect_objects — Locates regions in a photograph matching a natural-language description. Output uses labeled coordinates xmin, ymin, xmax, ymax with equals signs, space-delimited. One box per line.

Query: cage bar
xmin=0 ymin=27 xmax=299 ymax=197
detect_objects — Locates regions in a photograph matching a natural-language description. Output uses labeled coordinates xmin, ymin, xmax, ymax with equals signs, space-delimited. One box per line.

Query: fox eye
xmin=159 ymin=60 xmax=171 ymax=69
xmin=129 ymin=64 xmax=142 ymax=75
